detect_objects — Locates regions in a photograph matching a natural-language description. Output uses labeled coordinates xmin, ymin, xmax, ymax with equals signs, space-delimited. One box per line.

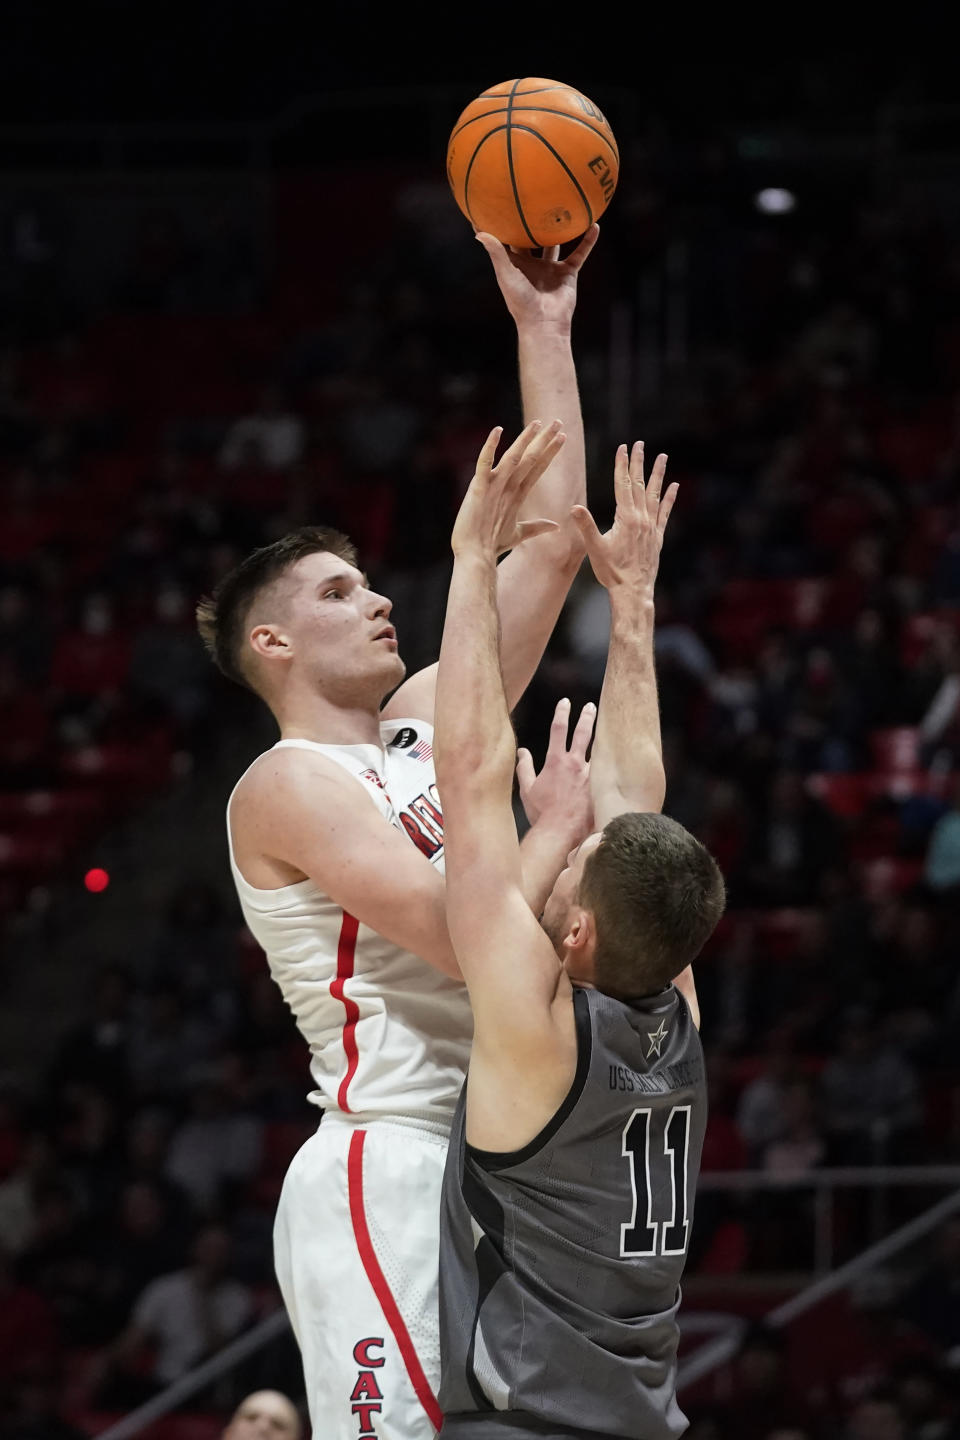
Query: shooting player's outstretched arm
xmin=572 ymin=444 xmax=700 ymax=1026
xmin=385 ymin=229 xmax=598 ymax=724
xmin=434 ymin=426 xmax=589 ymax=1095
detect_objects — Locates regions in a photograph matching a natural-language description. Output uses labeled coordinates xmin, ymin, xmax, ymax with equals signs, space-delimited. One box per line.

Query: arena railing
xmin=94 ymin=1165 xmax=960 ymax=1437
xmin=679 ymin=1168 xmax=960 ymax=1391
xmin=697 ymin=1163 xmax=960 ymax=1275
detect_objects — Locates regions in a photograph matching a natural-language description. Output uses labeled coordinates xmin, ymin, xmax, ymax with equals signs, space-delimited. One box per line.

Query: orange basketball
xmin=446 ymin=77 xmax=619 ymax=250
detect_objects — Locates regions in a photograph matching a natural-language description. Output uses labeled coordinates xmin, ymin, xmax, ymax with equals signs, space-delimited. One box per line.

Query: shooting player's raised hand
xmin=476 ymin=225 xmax=599 ymax=333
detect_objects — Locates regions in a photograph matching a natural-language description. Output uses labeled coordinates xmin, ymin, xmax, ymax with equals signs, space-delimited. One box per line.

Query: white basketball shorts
xmin=274 ymin=1113 xmax=449 ymax=1439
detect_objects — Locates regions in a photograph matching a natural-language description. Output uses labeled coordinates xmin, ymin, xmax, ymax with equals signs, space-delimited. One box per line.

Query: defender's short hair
xmin=196 ymin=526 xmax=357 ymax=690
xmin=578 ymin=812 xmax=725 ymax=1000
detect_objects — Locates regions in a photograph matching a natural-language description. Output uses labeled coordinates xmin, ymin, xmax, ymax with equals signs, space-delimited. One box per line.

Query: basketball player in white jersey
xmin=196 ymin=229 xmax=599 ymax=1438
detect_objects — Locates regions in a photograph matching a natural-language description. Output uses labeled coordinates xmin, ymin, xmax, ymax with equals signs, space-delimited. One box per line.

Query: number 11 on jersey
xmin=620 ymin=1106 xmax=692 ymax=1259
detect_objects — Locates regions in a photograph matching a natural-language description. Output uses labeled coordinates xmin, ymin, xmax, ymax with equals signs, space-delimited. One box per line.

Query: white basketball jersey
xmin=226 ymin=718 xmax=473 ymax=1127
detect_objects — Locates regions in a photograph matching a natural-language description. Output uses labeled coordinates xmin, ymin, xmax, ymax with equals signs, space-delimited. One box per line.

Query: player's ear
xmin=249 ymin=622 xmax=293 ymax=664
xmin=564 ymin=907 xmax=596 ymax=956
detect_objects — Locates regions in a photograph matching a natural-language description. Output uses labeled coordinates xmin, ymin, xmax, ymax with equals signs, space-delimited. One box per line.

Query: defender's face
xmin=540 ymin=831 xmax=602 ymax=955
xmin=270 ymin=551 xmax=405 ymax=696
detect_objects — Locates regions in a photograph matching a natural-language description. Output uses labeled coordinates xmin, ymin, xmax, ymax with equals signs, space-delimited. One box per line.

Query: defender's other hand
xmin=476 ymin=225 xmax=599 ymax=333
xmin=452 ymin=420 xmax=566 ymax=559
xmin=571 ymin=442 xmax=677 ymax=595
xmin=517 ymin=697 xmax=595 ymax=838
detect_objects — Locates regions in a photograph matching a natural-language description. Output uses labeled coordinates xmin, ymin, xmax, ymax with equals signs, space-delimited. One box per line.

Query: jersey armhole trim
xmin=467 ymin=988 xmax=593 ymax=1172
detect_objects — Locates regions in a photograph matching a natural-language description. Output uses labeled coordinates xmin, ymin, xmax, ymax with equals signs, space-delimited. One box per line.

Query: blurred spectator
xmin=745 ymin=770 xmax=841 ymax=906
xmin=219 ymin=385 xmax=305 ymax=472
xmin=820 ymin=1012 xmax=922 ymax=1164
xmin=762 ymin=1082 xmax=825 ymax=1180
xmin=924 ymin=778 xmax=960 ymax=896
xmin=165 ymin=1075 xmax=263 ymax=1215
xmin=127 ymin=583 xmax=212 ymax=735
xmin=222 ymin=1390 xmax=302 ymax=1440
xmin=0 ymin=1242 xmax=60 ymax=1384
xmin=889 ymin=1356 xmax=960 ymax=1440
xmin=4 ymin=1369 xmax=90 ymax=1440
xmin=713 ymin=1325 xmax=819 ymax=1440
xmin=93 ymin=1178 xmax=188 ymax=1336
xmin=129 ymin=984 xmax=218 ymax=1102
xmin=46 ymin=966 xmax=132 ymax=1100
xmin=97 ymin=1223 xmax=253 ymax=1405
xmin=736 ymin=1036 xmax=804 ymax=1159
xmin=843 ymin=1391 xmax=906 ymax=1440
xmin=0 ymin=1133 xmax=57 ymax=1256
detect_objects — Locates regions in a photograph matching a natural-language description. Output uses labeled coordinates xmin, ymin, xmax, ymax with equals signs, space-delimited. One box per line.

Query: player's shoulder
xmin=233 ymin=743 xmax=370 ymax=818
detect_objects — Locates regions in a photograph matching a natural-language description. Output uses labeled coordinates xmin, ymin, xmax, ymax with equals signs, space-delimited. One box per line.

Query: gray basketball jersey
xmin=439 ymin=984 xmax=706 ymax=1440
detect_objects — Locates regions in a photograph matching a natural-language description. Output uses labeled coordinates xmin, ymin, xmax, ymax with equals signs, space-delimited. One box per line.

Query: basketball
xmin=446 ymin=77 xmax=619 ymax=250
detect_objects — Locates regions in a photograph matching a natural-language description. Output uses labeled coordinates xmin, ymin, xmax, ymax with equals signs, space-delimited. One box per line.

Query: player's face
xmin=540 ymin=831 xmax=602 ymax=955
xmin=283 ymin=552 xmax=405 ymax=696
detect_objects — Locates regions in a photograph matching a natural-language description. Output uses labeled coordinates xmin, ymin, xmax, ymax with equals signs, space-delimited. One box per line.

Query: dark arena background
xmin=2 ymin=10 xmax=960 ymax=1438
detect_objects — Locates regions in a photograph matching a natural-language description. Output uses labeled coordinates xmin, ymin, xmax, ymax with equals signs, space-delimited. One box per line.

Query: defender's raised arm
xmin=571 ymin=442 xmax=678 ymax=828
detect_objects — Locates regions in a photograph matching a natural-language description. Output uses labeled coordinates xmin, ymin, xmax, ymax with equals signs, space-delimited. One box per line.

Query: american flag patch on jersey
xmin=409 ymin=739 xmax=433 ymax=762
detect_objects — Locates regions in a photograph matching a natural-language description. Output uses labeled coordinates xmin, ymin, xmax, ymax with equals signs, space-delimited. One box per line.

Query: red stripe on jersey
xmin=330 ymin=910 xmax=361 ymax=1112
xmin=347 ymin=1130 xmax=444 ymax=1432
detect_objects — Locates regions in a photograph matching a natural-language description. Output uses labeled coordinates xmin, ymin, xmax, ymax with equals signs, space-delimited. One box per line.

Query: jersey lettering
xmin=409 ymin=792 xmax=443 ymax=841
xmin=400 ymin=811 xmax=442 ymax=858
xmin=620 ymin=1105 xmax=692 ymax=1258
xmin=398 ymin=787 xmax=445 ymax=859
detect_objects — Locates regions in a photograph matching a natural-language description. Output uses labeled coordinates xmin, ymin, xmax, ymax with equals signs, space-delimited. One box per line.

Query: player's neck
xmin=275 ymin=689 xmax=384 ymax=748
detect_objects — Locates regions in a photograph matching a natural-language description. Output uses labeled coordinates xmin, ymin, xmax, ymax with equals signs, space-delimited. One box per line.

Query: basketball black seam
xmin=462 ymin=122 xmax=602 ymax=244
xmin=505 ymin=78 xmax=539 ymax=248
xmin=462 ymin=126 xmax=502 ymax=230
xmin=450 ymin=106 xmax=620 ymax=165
xmin=481 ymin=86 xmax=566 ymax=98
xmin=518 ymin=125 xmax=595 ymax=237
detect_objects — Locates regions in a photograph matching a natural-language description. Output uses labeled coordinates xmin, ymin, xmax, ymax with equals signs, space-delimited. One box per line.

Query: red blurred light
xmin=84 ymin=867 xmax=110 ymax=893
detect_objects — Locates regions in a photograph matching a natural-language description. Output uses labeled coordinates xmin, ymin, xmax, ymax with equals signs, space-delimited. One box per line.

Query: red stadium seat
xmin=60 ymin=738 xmax=172 ymax=791
xmin=0 ymin=830 xmax=64 ymax=876
xmin=806 ymin=773 xmax=871 ymax=818
xmin=50 ymin=630 xmax=132 ymax=697
xmin=0 ymin=789 xmax=105 ymax=847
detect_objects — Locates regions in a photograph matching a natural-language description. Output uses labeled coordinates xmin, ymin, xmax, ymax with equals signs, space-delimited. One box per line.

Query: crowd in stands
xmin=2 ymin=117 xmax=960 ymax=1435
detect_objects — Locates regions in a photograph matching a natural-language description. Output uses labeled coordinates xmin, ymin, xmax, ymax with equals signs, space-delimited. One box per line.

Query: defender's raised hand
xmin=476 ymin=225 xmax=600 ymax=332
xmin=571 ymin=443 xmax=677 ymax=595
xmin=516 ymin=697 xmax=595 ymax=834
xmin=452 ymin=420 xmax=566 ymax=559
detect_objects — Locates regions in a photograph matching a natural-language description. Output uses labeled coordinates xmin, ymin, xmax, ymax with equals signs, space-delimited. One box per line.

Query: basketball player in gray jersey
xmin=433 ymin=437 xmax=726 ymax=1439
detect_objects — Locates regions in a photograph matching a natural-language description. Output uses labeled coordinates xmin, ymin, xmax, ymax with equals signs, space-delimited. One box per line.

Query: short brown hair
xmin=196 ymin=526 xmax=357 ymax=690
xmin=579 ymin=812 xmax=725 ymax=1000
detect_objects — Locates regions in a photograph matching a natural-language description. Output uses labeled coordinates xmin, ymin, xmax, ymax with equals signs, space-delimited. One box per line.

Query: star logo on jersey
xmin=646 ymin=1019 xmax=669 ymax=1059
